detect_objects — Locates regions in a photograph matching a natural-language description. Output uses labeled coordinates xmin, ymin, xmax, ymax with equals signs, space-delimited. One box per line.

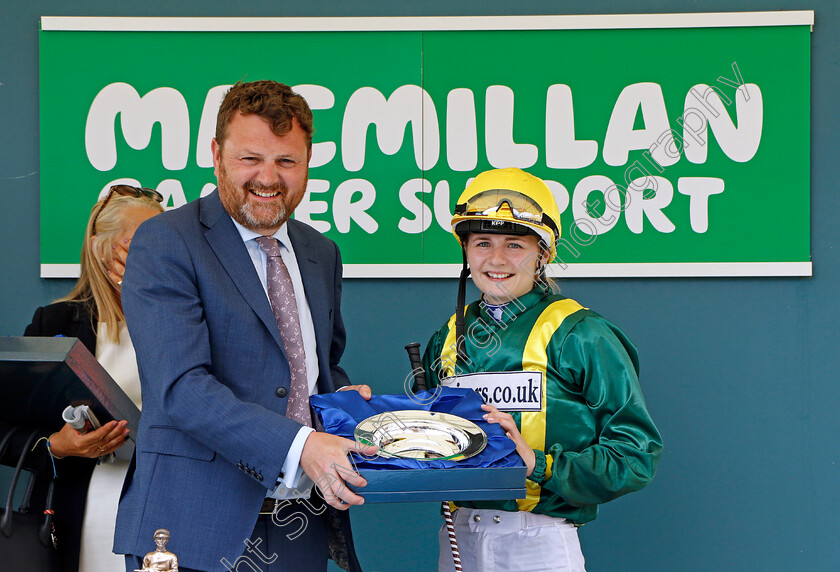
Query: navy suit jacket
xmin=115 ymin=190 xmax=355 ymax=571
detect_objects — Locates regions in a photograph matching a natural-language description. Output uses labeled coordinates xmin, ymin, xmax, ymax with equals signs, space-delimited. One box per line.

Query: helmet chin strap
xmin=455 ymin=247 xmax=471 ymax=370
xmin=534 ymin=246 xmax=552 ymax=289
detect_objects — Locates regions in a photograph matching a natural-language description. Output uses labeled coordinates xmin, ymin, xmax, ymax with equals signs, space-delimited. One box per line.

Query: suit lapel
xmin=199 ymin=191 xmax=286 ymax=354
xmin=288 ymin=221 xmax=330 ymax=358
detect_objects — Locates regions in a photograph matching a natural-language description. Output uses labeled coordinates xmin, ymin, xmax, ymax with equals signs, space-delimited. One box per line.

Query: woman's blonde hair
xmin=57 ymin=193 xmax=163 ymax=343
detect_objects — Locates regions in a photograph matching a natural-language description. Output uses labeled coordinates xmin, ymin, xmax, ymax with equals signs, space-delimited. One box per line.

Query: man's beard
xmin=238 ymin=180 xmax=288 ymax=230
xmin=217 ymin=165 xmax=306 ymax=233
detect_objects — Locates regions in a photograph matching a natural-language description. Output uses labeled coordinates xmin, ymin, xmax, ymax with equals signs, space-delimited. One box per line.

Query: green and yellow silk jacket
xmin=422 ymin=288 xmax=662 ymax=524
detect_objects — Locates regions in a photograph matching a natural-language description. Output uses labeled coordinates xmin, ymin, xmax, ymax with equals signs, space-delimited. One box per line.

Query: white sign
xmin=442 ymin=371 xmax=543 ymax=412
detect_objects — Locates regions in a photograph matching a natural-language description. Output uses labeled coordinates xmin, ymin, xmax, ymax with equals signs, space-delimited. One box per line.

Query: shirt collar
xmin=230 ymin=216 xmax=290 ymax=248
xmin=478 ymin=287 xmax=549 ymax=324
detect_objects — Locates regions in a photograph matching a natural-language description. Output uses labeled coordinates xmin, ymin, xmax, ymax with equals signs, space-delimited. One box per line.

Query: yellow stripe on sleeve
xmin=441 ymin=313 xmax=461 ymax=510
xmin=439 ymin=313 xmax=459 ymax=379
xmin=517 ymin=299 xmax=584 ymax=512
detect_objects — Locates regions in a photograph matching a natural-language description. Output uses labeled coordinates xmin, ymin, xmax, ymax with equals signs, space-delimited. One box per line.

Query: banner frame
xmin=38 ymin=12 xmax=814 ymax=279
xmin=40 ymin=262 xmax=813 ymax=279
xmin=41 ymin=12 xmax=815 ymax=32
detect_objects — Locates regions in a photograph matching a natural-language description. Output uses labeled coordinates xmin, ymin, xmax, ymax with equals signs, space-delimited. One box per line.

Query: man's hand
xmin=339 ymin=384 xmax=372 ymax=400
xmin=49 ymin=420 xmax=130 ymax=459
xmin=300 ymin=432 xmax=378 ymax=510
xmin=481 ymin=403 xmax=536 ymax=476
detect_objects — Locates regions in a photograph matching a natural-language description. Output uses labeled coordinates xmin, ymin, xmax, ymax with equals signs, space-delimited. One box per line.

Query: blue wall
xmin=2 ymin=2 xmax=836 ymax=570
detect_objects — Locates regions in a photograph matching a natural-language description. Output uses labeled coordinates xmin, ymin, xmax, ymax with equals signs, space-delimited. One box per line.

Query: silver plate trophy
xmin=355 ymin=410 xmax=487 ymax=461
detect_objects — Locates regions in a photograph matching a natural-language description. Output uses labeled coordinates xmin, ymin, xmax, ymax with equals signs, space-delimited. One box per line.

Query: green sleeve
xmin=527 ymin=449 xmax=549 ymax=484
xmin=540 ymin=316 xmax=662 ymax=506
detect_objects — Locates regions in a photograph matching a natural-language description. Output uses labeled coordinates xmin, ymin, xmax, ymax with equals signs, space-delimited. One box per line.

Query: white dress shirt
xmin=231 ymin=217 xmax=317 ymax=499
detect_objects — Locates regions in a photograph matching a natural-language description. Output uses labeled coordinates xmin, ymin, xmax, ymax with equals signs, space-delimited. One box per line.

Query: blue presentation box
xmin=347 ymin=463 xmax=527 ymax=503
xmin=312 ymin=388 xmax=528 ymax=503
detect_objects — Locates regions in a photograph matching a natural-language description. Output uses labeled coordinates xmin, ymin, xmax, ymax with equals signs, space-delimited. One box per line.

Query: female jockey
xmin=423 ymin=167 xmax=662 ymax=572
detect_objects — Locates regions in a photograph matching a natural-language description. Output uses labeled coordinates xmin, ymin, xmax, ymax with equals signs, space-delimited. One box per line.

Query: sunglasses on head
xmin=91 ymin=185 xmax=164 ymax=236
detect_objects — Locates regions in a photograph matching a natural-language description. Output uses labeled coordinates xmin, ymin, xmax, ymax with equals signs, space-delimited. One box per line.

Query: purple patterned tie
xmin=255 ymin=236 xmax=311 ymax=427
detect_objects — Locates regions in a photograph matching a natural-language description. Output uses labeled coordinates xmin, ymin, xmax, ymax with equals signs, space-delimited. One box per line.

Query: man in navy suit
xmin=116 ymin=80 xmax=375 ymax=572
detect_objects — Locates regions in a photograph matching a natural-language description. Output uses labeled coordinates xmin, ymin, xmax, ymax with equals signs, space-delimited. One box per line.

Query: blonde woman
xmin=23 ymin=185 xmax=163 ymax=572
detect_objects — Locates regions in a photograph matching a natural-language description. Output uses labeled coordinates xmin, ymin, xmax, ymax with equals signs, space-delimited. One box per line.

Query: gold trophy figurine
xmin=135 ymin=528 xmax=178 ymax=571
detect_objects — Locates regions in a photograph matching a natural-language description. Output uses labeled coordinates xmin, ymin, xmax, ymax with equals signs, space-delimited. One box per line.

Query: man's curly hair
xmin=215 ymin=80 xmax=313 ymax=151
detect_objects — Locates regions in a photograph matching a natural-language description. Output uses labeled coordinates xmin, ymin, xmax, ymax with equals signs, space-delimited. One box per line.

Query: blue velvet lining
xmin=310 ymin=387 xmax=521 ymax=470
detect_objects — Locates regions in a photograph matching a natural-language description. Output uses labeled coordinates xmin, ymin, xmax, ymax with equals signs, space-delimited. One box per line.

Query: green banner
xmin=39 ymin=14 xmax=812 ymax=277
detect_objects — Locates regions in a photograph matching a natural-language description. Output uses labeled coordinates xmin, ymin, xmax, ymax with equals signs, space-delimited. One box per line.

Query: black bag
xmin=0 ymin=428 xmax=59 ymax=572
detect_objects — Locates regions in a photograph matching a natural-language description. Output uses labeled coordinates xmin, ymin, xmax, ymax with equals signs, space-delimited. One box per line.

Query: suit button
xmin=276 ymin=387 xmax=288 ymax=398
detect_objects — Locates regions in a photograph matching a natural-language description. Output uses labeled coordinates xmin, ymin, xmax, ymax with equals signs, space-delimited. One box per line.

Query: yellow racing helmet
xmin=451 ymin=168 xmax=561 ymax=259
